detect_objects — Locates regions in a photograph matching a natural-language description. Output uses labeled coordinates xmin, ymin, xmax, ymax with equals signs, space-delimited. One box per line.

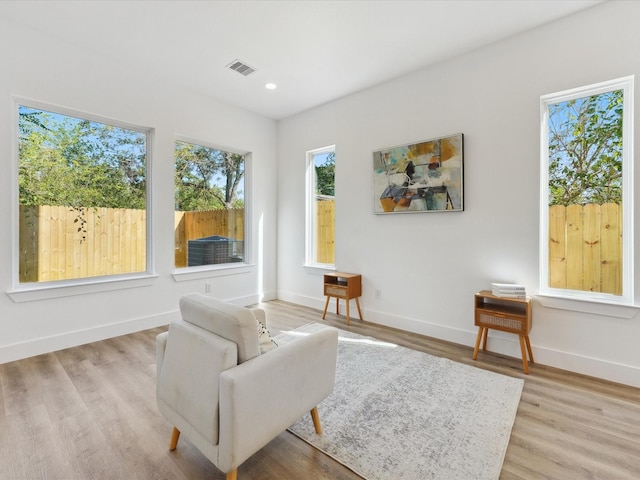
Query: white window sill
xmin=303 ymin=263 xmax=336 ymax=274
xmin=172 ymin=263 xmax=253 ymax=282
xmin=536 ymin=293 xmax=640 ymax=319
xmin=7 ymin=274 xmax=158 ymax=303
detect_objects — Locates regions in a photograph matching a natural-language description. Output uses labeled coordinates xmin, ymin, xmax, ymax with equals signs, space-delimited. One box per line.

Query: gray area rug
xmin=276 ymin=323 xmax=523 ymax=480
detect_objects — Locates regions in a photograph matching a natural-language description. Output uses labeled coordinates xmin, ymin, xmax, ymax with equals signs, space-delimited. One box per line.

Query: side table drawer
xmin=476 ymin=312 xmax=528 ymax=335
xmin=325 ymin=285 xmax=347 ymax=297
xmin=476 ymin=312 xmax=524 ymax=333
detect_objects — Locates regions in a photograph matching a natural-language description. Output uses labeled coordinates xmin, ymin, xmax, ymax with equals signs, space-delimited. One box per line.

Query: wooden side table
xmin=322 ymin=272 xmax=363 ymax=325
xmin=472 ymin=290 xmax=534 ymax=374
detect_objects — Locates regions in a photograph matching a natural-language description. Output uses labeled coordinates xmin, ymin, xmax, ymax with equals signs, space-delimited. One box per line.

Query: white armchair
xmin=156 ymin=293 xmax=338 ymax=480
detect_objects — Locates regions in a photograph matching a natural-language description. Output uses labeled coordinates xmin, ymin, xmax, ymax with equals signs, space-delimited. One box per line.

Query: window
xmin=306 ymin=146 xmax=335 ymax=267
xmin=17 ymin=103 xmax=149 ymax=284
xmin=174 ymin=140 xmax=246 ymax=268
xmin=540 ymin=76 xmax=634 ymax=304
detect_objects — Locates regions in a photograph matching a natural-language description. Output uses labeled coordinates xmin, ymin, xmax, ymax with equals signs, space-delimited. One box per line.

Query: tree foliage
xmin=18 ymin=108 xmax=245 ymax=216
xmin=315 ymin=151 xmax=335 ymax=196
xmin=548 ymin=90 xmax=623 ymax=206
xmin=174 ymin=141 xmax=244 ymax=211
xmin=18 ymin=107 xmax=147 ymax=209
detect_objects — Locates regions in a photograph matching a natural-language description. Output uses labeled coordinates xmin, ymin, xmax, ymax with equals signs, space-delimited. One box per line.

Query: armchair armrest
xmin=156 ymin=331 xmax=168 ymax=377
xmin=217 ymin=327 xmax=338 ymax=472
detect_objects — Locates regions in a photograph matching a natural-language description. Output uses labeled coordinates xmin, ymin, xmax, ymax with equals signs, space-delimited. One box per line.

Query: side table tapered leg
xmin=519 ymin=335 xmax=530 ymax=374
xmin=473 ymin=327 xmax=485 ymax=360
xmin=322 ymin=296 xmax=330 ymax=319
xmin=525 ymin=335 xmax=534 ymax=364
xmin=345 ymin=299 xmax=351 ymax=325
xmin=355 ymin=297 xmax=363 ymax=321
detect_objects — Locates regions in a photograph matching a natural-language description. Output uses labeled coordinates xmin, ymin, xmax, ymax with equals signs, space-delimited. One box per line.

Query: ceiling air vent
xmin=226 ymin=59 xmax=256 ymax=76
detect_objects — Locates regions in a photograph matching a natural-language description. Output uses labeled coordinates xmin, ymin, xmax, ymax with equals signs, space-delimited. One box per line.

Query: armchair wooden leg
xmin=169 ymin=427 xmax=180 ymax=450
xmin=226 ymin=469 xmax=237 ymax=480
xmin=310 ymin=406 xmax=322 ymax=434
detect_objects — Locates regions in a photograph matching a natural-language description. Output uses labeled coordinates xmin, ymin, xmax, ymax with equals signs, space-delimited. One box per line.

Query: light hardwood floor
xmin=0 ymin=300 xmax=638 ymax=479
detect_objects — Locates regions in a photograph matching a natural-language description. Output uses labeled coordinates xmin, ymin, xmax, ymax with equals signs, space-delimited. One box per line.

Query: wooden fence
xmin=548 ymin=203 xmax=622 ymax=295
xmin=19 ymin=205 xmax=147 ymax=282
xmin=174 ymin=209 xmax=244 ymax=267
xmin=18 ymin=205 xmax=245 ymax=281
xmin=316 ymin=199 xmax=335 ymax=264
xmin=20 ymin=202 xmax=617 ymax=290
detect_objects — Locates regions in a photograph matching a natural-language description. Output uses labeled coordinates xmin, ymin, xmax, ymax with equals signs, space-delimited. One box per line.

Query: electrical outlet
xmin=375 ymin=289 xmax=382 ymax=300
xmin=204 ymin=282 xmax=212 ymax=293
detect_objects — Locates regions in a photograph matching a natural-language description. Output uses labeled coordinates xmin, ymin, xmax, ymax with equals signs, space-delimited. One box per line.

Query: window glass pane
xmin=544 ymin=84 xmax=628 ymax=298
xmin=174 ymin=140 xmax=245 ymax=267
xmin=548 ymin=91 xmax=623 ymax=206
xmin=307 ymin=147 xmax=335 ymax=266
xmin=18 ymin=105 xmax=148 ymax=283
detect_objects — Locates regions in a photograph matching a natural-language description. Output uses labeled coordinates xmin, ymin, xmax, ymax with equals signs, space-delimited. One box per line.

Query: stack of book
xmin=491 ymin=283 xmax=526 ymax=298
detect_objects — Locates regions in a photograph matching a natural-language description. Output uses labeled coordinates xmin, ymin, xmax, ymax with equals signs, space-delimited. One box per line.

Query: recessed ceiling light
xmin=265 ymin=83 xmax=277 ymax=90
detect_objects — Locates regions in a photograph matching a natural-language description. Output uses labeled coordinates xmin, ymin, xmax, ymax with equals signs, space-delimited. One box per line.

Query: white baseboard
xmin=277 ymin=290 xmax=332 ymax=312
xmin=212 ymin=290 xmax=277 ymax=306
xmin=0 ymin=309 xmax=179 ymax=365
xmin=7 ymin=292 xmax=637 ymax=388
xmin=0 ymin=290 xmax=276 ymax=366
xmin=224 ymin=293 xmax=261 ymax=306
xmin=530 ymin=346 xmax=640 ymax=388
xmin=260 ymin=289 xmax=278 ymax=302
xmin=278 ymin=291 xmax=640 ymax=388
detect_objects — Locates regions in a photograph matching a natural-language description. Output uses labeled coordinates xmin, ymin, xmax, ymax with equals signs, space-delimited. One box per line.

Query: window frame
xmin=9 ymin=97 xmax=155 ymax=302
xmin=172 ymin=135 xmax=251 ymax=278
xmin=305 ymin=145 xmax=336 ymax=269
xmin=539 ymin=76 xmax=634 ymax=307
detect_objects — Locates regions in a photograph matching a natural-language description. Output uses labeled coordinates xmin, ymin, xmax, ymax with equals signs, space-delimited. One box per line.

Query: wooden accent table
xmin=322 ymin=272 xmax=363 ymax=325
xmin=473 ymin=290 xmax=534 ymax=374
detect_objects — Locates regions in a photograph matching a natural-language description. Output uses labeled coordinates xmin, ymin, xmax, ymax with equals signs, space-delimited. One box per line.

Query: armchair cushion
xmin=179 ymin=293 xmax=261 ymax=363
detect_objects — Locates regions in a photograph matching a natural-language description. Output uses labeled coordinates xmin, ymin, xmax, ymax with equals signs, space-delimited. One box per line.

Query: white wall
xmin=277 ymin=0 xmax=640 ymax=387
xmin=0 ymin=17 xmax=278 ymax=362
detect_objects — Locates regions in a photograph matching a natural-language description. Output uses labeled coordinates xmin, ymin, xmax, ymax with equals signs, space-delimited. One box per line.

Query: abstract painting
xmin=372 ymin=133 xmax=464 ymax=214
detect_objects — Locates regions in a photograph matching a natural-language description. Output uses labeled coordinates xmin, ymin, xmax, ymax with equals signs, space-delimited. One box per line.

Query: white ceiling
xmin=0 ymin=0 xmax=604 ymax=120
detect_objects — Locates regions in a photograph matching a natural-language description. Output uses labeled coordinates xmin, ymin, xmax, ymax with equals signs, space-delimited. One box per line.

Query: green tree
xmin=548 ymin=90 xmax=623 ymax=206
xmin=315 ymin=151 xmax=335 ymax=196
xmin=174 ymin=141 xmax=244 ymax=211
xmin=95 ymin=124 xmax=147 ymax=209
xmin=18 ymin=107 xmax=147 ymax=209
